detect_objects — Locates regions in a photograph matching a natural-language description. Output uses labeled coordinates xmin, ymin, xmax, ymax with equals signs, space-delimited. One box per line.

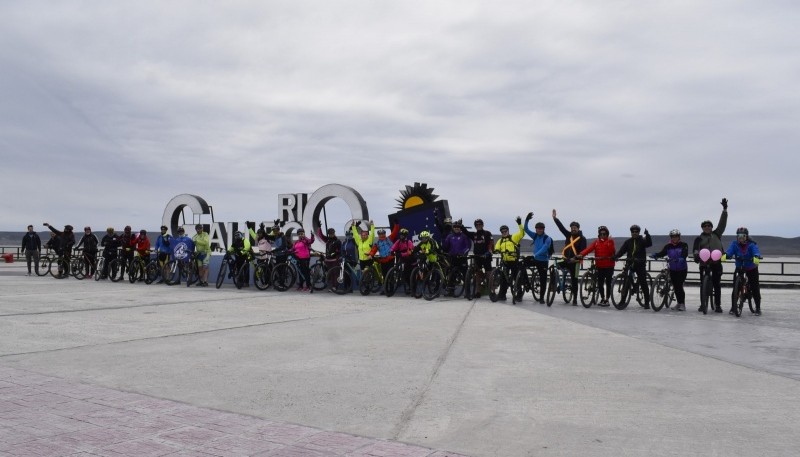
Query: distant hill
xmin=3 ymin=231 xmax=800 ymax=256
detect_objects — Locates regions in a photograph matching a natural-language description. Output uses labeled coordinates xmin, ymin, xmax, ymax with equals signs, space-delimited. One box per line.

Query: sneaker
xmin=26 ymin=272 xmax=32 ymax=276
xmin=729 ymin=308 xmax=735 ymax=315
xmin=538 ymin=299 xmax=545 ymax=304
xmin=754 ymin=310 xmax=762 ymax=316
xmin=598 ymin=301 xmax=610 ymax=307
xmin=296 ymin=286 xmax=303 ymax=291
xmin=715 ymin=306 xmax=723 ymax=313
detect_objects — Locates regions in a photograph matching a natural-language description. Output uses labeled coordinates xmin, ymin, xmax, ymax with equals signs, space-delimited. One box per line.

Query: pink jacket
xmin=293 ymin=235 xmax=315 ymax=260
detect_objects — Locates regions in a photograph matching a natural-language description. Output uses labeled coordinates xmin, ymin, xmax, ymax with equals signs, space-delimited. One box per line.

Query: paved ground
xmin=1 ymin=261 xmax=799 ymax=456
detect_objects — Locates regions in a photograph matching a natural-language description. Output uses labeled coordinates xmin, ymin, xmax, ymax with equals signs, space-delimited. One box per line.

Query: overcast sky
xmin=2 ymin=1 xmax=799 ymax=237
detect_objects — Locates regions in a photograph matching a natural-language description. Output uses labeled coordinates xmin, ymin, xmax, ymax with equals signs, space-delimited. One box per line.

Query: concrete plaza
xmin=1 ymin=261 xmax=799 ymax=456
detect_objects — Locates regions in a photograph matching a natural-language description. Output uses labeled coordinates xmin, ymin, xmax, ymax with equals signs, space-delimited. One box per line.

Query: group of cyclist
xmin=25 ymin=196 xmax=763 ymax=315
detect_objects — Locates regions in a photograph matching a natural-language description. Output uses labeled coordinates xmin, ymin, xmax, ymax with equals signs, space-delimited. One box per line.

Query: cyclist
xmin=119 ymin=226 xmax=135 ymax=280
xmin=692 ymin=198 xmax=728 ymax=313
xmin=576 ymin=226 xmax=616 ymax=306
xmin=442 ymin=221 xmax=472 ymax=296
xmin=412 ymin=230 xmax=440 ymax=265
xmin=352 ymin=220 xmax=376 ymax=270
xmin=192 ymin=225 xmax=211 ymax=287
xmin=255 ymin=226 xmax=273 ymax=260
xmin=524 ymin=213 xmax=554 ymax=304
xmin=43 ymin=223 xmax=75 ymax=275
xmin=725 ymin=227 xmax=762 ymax=315
xmin=463 ymin=218 xmax=493 ymax=298
xmin=76 ymin=227 xmax=99 ymax=278
xmin=552 ymin=210 xmax=587 ymax=305
xmin=170 ymin=227 xmax=194 ymax=285
xmin=100 ymin=227 xmax=120 ymax=279
xmin=268 ymin=222 xmax=290 ymax=264
xmin=650 ymin=229 xmax=689 ymax=311
xmin=391 ymin=228 xmax=415 ymax=294
xmin=227 ymin=231 xmax=251 ymax=287
xmin=21 ymin=225 xmax=42 ymax=276
xmin=369 ymin=221 xmax=401 ymax=279
xmin=293 ymin=228 xmax=315 ymax=291
xmin=493 ymin=217 xmax=525 ymax=301
xmin=317 ymin=224 xmax=342 ymax=269
xmin=155 ymin=226 xmax=172 ymax=282
xmin=434 ymin=209 xmax=454 ymax=242
xmin=614 ymin=225 xmax=653 ymax=309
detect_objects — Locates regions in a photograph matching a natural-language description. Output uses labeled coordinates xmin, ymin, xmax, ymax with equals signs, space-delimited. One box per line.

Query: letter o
xmin=302 ymin=184 xmax=368 ymax=251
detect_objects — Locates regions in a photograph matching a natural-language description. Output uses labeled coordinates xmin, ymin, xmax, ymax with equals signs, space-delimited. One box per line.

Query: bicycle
xmin=271 ymin=251 xmax=313 ymax=292
xmin=443 ymin=255 xmax=468 ymax=298
xmin=215 ymin=251 xmax=239 ymax=289
xmin=252 ymin=253 xmax=277 ymax=290
xmin=164 ymin=252 xmax=199 ymax=286
xmin=308 ymin=251 xmax=328 ymax=291
xmin=610 ymin=259 xmax=652 ymax=310
xmin=36 ymin=249 xmax=56 ymax=277
xmin=545 ymin=256 xmax=576 ymax=306
xmin=143 ymin=254 xmax=167 ymax=284
xmin=127 ymin=252 xmax=151 ymax=284
xmin=327 ymin=255 xmax=359 ymax=295
xmin=359 ymin=256 xmax=386 ymax=296
xmin=94 ymin=251 xmax=120 ymax=281
xmin=650 ymin=259 xmax=675 ymax=312
xmin=410 ymin=254 xmax=444 ymax=301
xmin=577 ymin=257 xmax=605 ymax=308
xmin=731 ymin=256 xmax=760 ymax=317
xmin=512 ymin=256 xmax=541 ymax=304
xmin=464 ymin=254 xmax=490 ymax=300
xmin=383 ymin=253 xmax=412 ymax=297
xmin=488 ymin=256 xmax=518 ymax=303
xmin=697 ymin=249 xmax=722 ymax=315
xmin=49 ymin=252 xmax=71 ymax=279
xmin=68 ymin=248 xmax=89 ymax=280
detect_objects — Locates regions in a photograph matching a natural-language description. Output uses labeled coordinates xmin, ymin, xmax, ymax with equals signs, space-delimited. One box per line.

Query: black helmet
xmin=535 ymin=222 xmax=545 ymax=229
xmin=669 ymin=229 xmax=681 ymax=237
xmin=598 ymin=225 xmax=609 ymax=234
xmin=327 ymin=227 xmax=336 ymax=234
xmin=64 ymin=225 xmax=73 ymax=231
xmin=160 ymin=225 xmax=168 ymax=231
xmin=630 ymin=225 xmax=641 ymax=232
xmin=499 ymin=225 xmax=509 ymax=232
xmin=736 ymin=227 xmax=749 ymax=236
xmin=569 ymin=221 xmax=580 ymax=229
xmin=474 ymin=218 xmax=483 ymax=225
xmin=701 ymin=220 xmax=713 ymax=228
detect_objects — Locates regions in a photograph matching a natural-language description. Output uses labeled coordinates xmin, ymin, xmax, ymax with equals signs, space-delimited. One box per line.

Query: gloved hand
xmin=721 ymin=254 xmax=728 ymax=261
xmin=721 ymin=198 xmax=728 ymax=210
xmin=644 ymin=229 xmax=650 ymax=236
xmin=515 ymin=216 xmax=522 ymax=225
xmin=525 ymin=212 xmax=533 ymax=221
xmin=755 ymin=256 xmax=762 ymax=265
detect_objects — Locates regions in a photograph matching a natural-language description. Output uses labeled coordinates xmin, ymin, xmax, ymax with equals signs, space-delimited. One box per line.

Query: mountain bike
xmin=512 ymin=256 xmax=541 ymax=304
xmin=488 ymin=256 xmax=518 ymax=303
xmin=410 ymin=254 xmax=444 ymax=301
xmin=164 ymin=253 xmax=199 ymax=286
xmin=327 ymin=256 xmax=360 ymax=295
xmin=697 ymin=250 xmax=722 ymax=314
xmin=216 ymin=251 xmax=239 ymax=289
xmin=545 ymin=256 xmax=576 ymax=306
xmin=610 ymin=259 xmax=652 ymax=310
xmin=577 ymin=257 xmax=603 ymax=308
xmin=650 ymin=259 xmax=675 ymax=312
xmin=444 ymin=255 xmax=468 ymax=298
xmin=308 ymin=251 xmax=328 ymax=291
xmin=271 ymin=252 xmax=312 ymax=292
xmin=252 ymin=254 xmax=276 ymax=290
xmin=383 ymin=253 xmax=412 ymax=297
xmin=36 ymin=249 xmax=56 ymax=276
xmin=730 ymin=255 xmax=760 ymax=317
xmin=128 ymin=252 xmax=151 ymax=284
xmin=359 ymin=256 xmax=386 ymax=296
xmin=464 ymin=254 xmax=490 ymax=300
xmin=49 ymin=252 xmax=71 ymax=279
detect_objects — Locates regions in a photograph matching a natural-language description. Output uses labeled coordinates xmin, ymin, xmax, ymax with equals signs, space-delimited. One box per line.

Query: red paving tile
xmin=0 ymin=365 xmax=469 ymax=456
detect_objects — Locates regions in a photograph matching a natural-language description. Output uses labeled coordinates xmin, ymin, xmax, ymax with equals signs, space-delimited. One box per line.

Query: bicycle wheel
xmin=512 ymin=269 xmax=528 ymax=304
xmin=271 ymin=263 xmax=295 ymax=291
xmin=699 ymin=274 xmax=711 ymax=314
xmin=309 ymin=263 xmax=326 ymax=291
xmin=747 ymin=291 xmax=756 ymax=314
xmin=651 ymin=272 xmax=671 ymax=312
xmin=546 ymin=266 xmax=557 ymax=307
xmin=449 ymin=268 xmax=466 ymax=298
xmin=144 ymin=262 xmax=160 ymax=284
xmin=488 ymin=268 xmax=505 ymax=303
xmin=423 ymin=268 xmax=444 ymax=301
xmin=50 ymin=258 xmax=69 ymax=279
xmin=93 ymin=259 xmax=104 ymax=281
xmin=108 ymin=259 xmax=124 ymax=282
xmin=359 ymin=269 xmax=376 ymax=296
xmin=611 ymin=273 xmax=630 ymax=310
xmin=234 ymin=264 xmax=248 ymax=289
xmin=184 ymin=261 xmax=199 ymax=287
xmin=636 ymin=273 xmax=653 ymax=307
xmin=327 ymin=265 xmax=352 ymax=294
xmin=254 ymin=263 xmax=272 ymax=290
xmin=35 ymin=256 xmax=51 ymax=276
xmin=561 ymin=271 xmax=573 ymax=304
xmin=579 ymin=270 xmax=596 ymax=308
xmin=129 ymin=260 xmax=142 ymax=284
xmin=215 ymin=259 xmax=229 ymax=289
xmin=384 ymin=267 xmax=400 ymax=297
xmin=71 ymin=258 xmax=86 ymax=280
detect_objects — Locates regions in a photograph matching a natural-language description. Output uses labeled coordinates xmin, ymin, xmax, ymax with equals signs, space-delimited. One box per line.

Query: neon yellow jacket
xmin=495 ymin=224 xmax=524 ymax=262
xmin=193 ymin=232 xmax=211 ymax=255
xmin=352 ymin=223 xmax=375 ymax=261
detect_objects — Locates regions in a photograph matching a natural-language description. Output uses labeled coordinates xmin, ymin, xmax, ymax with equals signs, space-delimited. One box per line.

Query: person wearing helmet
xmin=227 ymin=230 xmax=252 ymax=287
xmin=292 ymin=227 xmax=315 ymax=291
xmin=492 ymin=217 xmax=525 ymax=301
xmin=267 ymin=220 xmax=290 ymax=264
xmin=351 ymin=219 xmax=376 ymax=270
xmin=76 ymin=226 xmax=100 ymax=278
xmin=155 ymin=226 xmax=172 ymax=281
xmin=576 ymin=225 xmax=616 ymax=306
xmin=433 ymin=208 xmax=454 ymax=242
xmin=692 ymin=198 xmax=728 ymax=313
xmin=43 ymin=222 xmax=76 ymax=276
xmin=614 ymin=224 xmax=653 ymax=308
xmin=462 ymin=218 xmax=493 ymax=298
xmin=650 ymin=229 xmax=689 ymax=311
xmin=100 ymin=227 xmax=120 ymax=279
xmin=134 ymin=230 xmax=151 ymax=263
xmin=725 ymin=227 xmax=763 ymax=315
xmin=369 ymin=221 xmax=401 ymax=279
xmin=316 ymin=222 xmax=342 ymax=268
xmin=170 ymin=227 xmax=195 ymax=285
xmin=390 ymin=228 xmax=415 ymax=293
xmin=412 ymin=230 xmax=441 ymax=272
xmin=21 ymin=225 xmax=42 ymax=276
xmin=551 ymin=210 xmax=587 ymax=305
xmin=192 ymin=225 xmax=210 ymax=286
xmin=523 ymin=213 xmax=554 ymax=304
xmin=442 ymin=221 xmax=472 ymax=296
xmin=117 ymin=226 xmax=135 ymax=280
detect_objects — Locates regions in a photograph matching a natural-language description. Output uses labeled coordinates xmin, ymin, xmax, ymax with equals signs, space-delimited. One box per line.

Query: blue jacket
xmin=156 ymin=234 xmax=172 ymax=254
xmin=524 ymin=221 xmax=553 ymax=262
xmin=172 ymin=236 xmax=195 ymax=261
xmin=726 ymin=240 xmax=761 ymax=271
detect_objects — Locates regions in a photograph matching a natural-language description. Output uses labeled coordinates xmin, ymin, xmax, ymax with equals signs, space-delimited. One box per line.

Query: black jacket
xmin=22 ymin=232 xmax=41 ymax=251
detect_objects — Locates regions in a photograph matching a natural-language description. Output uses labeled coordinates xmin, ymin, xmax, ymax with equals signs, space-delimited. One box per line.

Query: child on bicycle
xmin=577 ymin=225 xmax=616 ymax=306
xmin=725 ymin=227 xmax=762 ymax=315
xmin=650 ymin=229 xmax=688 ymax=311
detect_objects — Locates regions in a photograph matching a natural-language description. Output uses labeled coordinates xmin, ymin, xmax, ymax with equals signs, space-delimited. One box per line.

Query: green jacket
xmin=352 ymin=223 xmax=375 ymax=261
xmin=495 ymin=223 xmax=524 ymax=262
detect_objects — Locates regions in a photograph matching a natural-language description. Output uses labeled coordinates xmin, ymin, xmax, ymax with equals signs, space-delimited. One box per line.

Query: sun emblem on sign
xmin=396 ymin=183 xmax=439 ymax=209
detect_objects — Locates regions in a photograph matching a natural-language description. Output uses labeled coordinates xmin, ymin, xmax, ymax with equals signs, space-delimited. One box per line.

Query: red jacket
xmin=580 ymin=237 xmax=616 ymax=268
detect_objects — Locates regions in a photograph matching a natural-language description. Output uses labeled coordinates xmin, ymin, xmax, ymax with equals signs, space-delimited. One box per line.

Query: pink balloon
xmin=699 ymin=248 xmax=711 ymax=262
xmin=711 ymin=250 xmax=722 ymax=261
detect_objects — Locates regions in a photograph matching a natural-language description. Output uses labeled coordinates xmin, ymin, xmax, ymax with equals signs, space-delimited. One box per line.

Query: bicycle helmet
xmin=140 ymin=229 xmax=146 ymax=235
xmin=399 ymin=228 xmax=409 ymax=237
xmin=474 ymin=218 xmax=484 ymax=226
xmin=64 ymin=225 xmax=73 ymax=231
xmin=377 ymin=229 xmax=386 ymax=235
xmin=160 ymin=225 xmax=168 ymax=231
xmin=124 ymin=225 xmax=131 ymax=232
xmin=195 ymin=224 xmax=203 ymax=230
xmin=736 ymin=227 xmax=749 ymax=236
xmin=535 ymin=222 xmax=545 ymax=229
xmin=297 ymin=228 xmax=305 ymax=235
xmin=107 ymin=227 xmax=114 ymax=233
xmin=630 ymin=225 xmax=641 ymax=232
xmin=701 ymin=220 xmax=713 ymax=228
xmin=327 ymin=227 xmax=336 ymax=235
xmin=177 ymin=227 xmax=185 ymax=234
xmin=443 ymin=217 xmax=452 ymax=225
xmin=669 ymin=229 xmax=681 ymax=237
xmin=598 ymin=225 xmax=608 ymax=234
xmin=233 ymin=231 xmax=242 ymax=239
xmin=419 ymin=230 xmax=431 ymax=239
xmin=84 ymin=226 xmax=91 ymax=231
xmin=499 ymin=225 xmax=509 ymax=232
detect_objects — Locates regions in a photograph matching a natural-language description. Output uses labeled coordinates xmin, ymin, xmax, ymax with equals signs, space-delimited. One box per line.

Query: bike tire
xmin=254 ymin=263 xmax=272 ymax=290
xmin=651 ymin=272 xmax=670 ymax=312
xmin=561 ymin=271 xmax=573 ymax=304
xmin=423 ymin=268 xmax=444 ymax=301
xmin=129 ymin=261 xmax=141 ymax=284
xmin=359 ymin=269 xmax=375 ymax=296
xmin=700 ymin=274 xmax=711 ymax=314
xmin=93 ymin=259 xmax=104 ymax=281
xmin=234 ymin=264 xmax=248 ymax=289
xmin=384 ymin=267 xmax=400 ymax=297
xmin=611 ymin=273 xmax=629 ymax=310
xmin=108 ymin=259 xmax=123 ymax=282
xmin=215 ymin=259 xmax=228 ymax=289
xmin=327 ymin=265 xmax=352 ymax=294
xmin=410 ymin=267 xmax=425 ymax=299
xmin=309 ymin=263 xmax=326 ymax=291
xmin=449 ymin=268 xmax=466 ymax=298
xmin=71 ymin=258 xmax=86 ymax=280
xmin=35 ymin=256 xmax=51 ymax=276
xmin=636 ymin=273 xmax=653 ymax=308
xmin=488 ymin=268 xmax=505 ymax=303
xmin=579 ymin=270 xmax=596 ymax=308
xmin=546 ymin=266 xmax=557 ymax=307
xmin=512 ymin=269 xmax=528 ymax=304
xmin=271 ymin=263 xmax=295 ymax=292
xmin=144 ymin=262 xmax=160 ymax=284
xmin=747 ymin=293 xmax=756 ymax=314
